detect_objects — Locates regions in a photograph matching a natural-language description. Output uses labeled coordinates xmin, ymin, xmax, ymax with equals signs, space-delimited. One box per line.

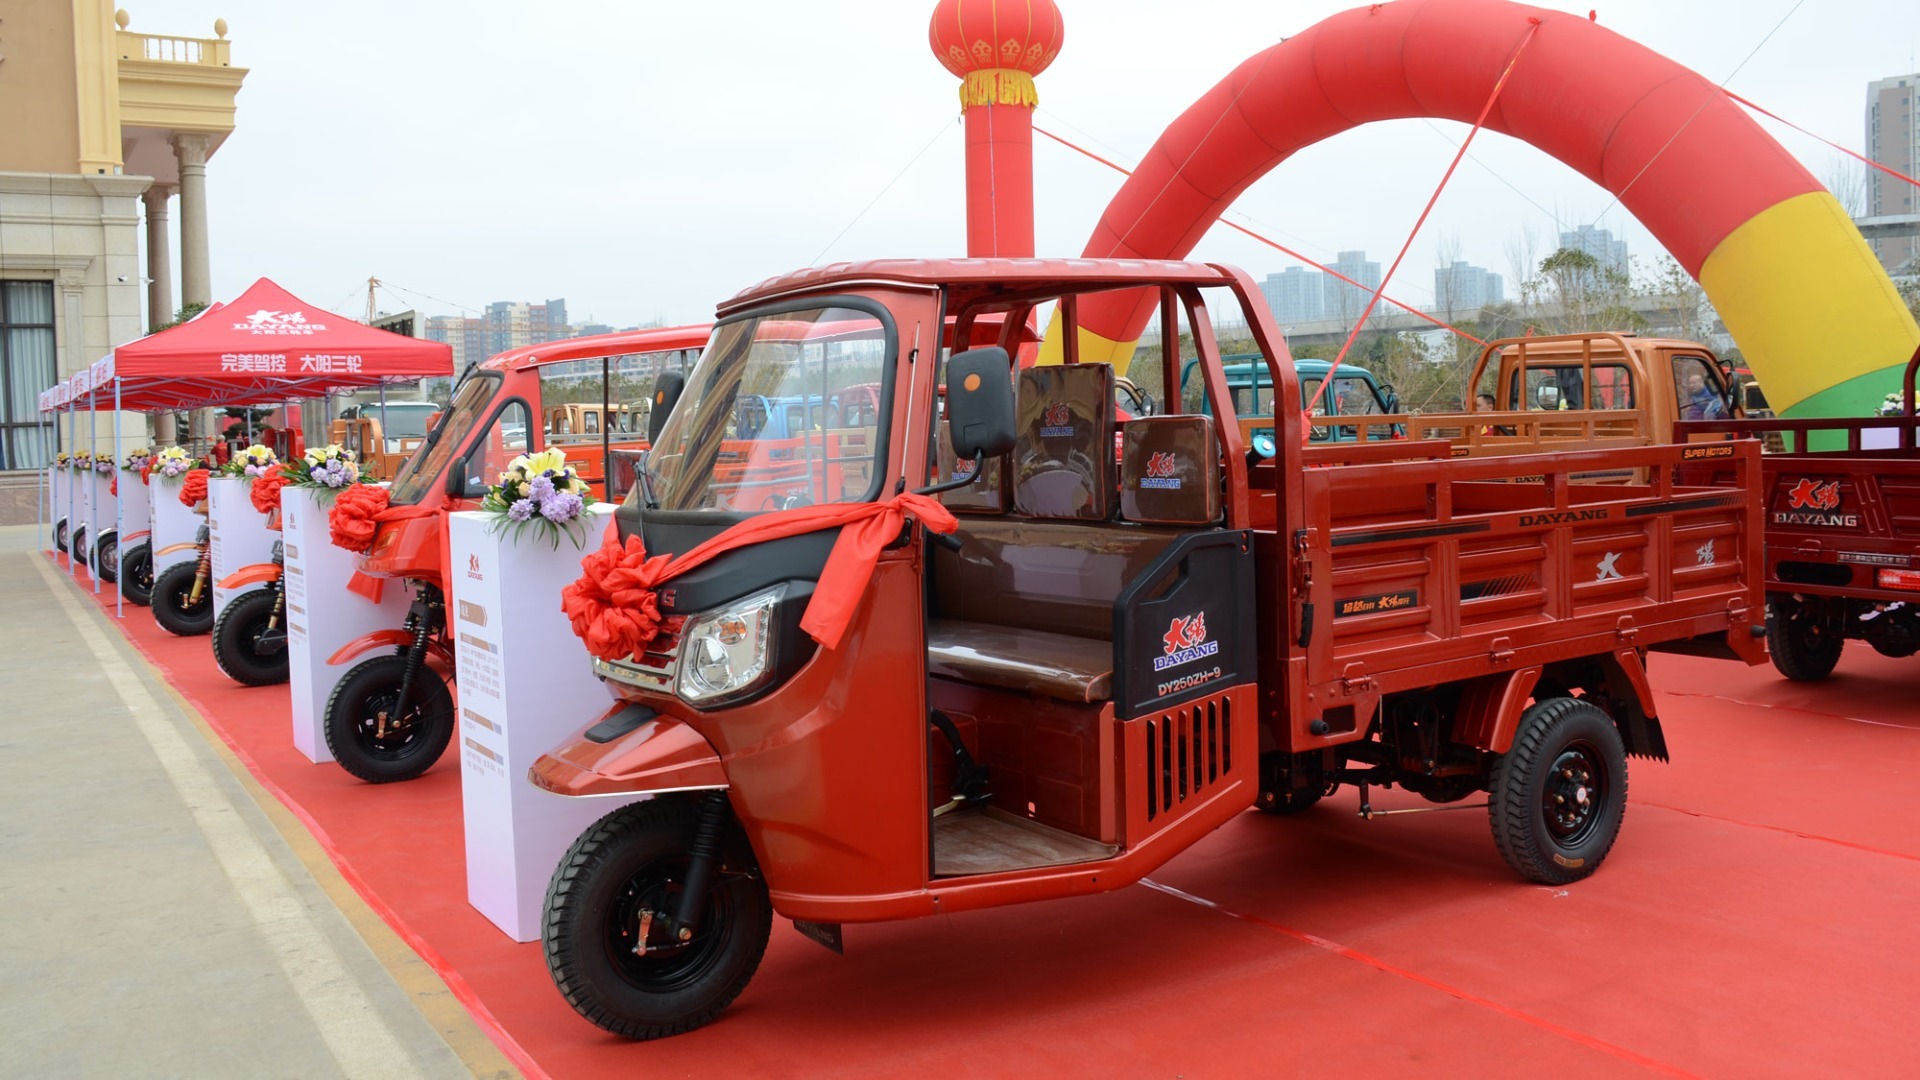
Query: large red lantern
xmin=929 ymin=0 xmax=1065 ymax=258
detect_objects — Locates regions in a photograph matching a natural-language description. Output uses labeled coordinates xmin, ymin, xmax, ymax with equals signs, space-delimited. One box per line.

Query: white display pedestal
xmin=449 ymin=507 xmax=633 ymax=942
xmin=283 ymin=488 xmax=412 ymax=764
xmin=208 ymin=476 xmax=278 ymax=619
xmin=150 ymin=475 xmax=203 ymax=575
xmin=49 ymin=467 xmax=67 ymax=541
xmin=115 ymin=472 xmax=153 ymax=542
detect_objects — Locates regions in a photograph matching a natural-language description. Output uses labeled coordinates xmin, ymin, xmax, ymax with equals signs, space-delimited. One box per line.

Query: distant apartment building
xmin=424 ymin=299 xmax=574 ymax=369
xmin=1867 ymin=72 xmax=1919 ymax=272
xmin=1260 ymin=267 xmax=1324 ymax=324
xmin=1323 ymin=251 xmax=1382 ymax=325
xmin=1433 ymin=261 xmax=1504 ymax=313
xmin=1559 ymin=226 xmax=1629 ymax=276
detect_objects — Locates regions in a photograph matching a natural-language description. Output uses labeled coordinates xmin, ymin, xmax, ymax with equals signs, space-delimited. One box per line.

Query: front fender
xmin=156 ymin=541 xmax=199 ymax=557
xmin=326 ymin=629 xmax=455 ymax=670
xmin=217 ymin=563 xmax=280 ymax=590
xmin=529 ymin=704 xmax=727 ymax=798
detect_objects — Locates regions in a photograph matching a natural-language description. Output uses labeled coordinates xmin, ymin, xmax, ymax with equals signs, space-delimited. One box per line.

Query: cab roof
xmin=722 ymin=258 xmax=1240 ymax=316
xmin=479 ymin=323 xmax=712 ymax=374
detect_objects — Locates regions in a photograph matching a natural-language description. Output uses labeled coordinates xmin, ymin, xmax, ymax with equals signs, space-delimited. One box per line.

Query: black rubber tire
xmin=322 ymin=653 xmax=455 ymax=783
xmin=151 ymin=560 xmax=214 ymax=636
xmin=543 ymin=797 xmax=772 ymax=1041
xmin=95 ymin=532 xmax=119 ymax=583
xmin=212 ymin=588 xmax=288 ymax=687
xmin=1767 ymin=596 xmax=1844 ymax=681
xmin=71 ymin=526 xmax=89 ymax=568
xmin=1488 ymin=697 xmax=1628 ymax=885
xmin=120 ymin=542 xmax=154 ymax=607
xmin=54 ymin=518 xmax=68 ymax=553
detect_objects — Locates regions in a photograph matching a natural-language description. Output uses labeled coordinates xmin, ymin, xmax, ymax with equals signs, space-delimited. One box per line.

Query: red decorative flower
xmin=250 ymin=464 xmax=286 ymax=516
xmin=328 ymin=483 xmax=392 ymax=553
xmin=178 ymin=468 xmax=209 ymax=508
xmin=561 ymin=533 xmax=672 ymax=664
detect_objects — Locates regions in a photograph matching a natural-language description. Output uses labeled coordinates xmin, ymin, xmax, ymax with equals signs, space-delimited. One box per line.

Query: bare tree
xmin=1826 ymin=154 xmax=1867 ymax=220
xmin=1642 ymin=255 xmax=1713 ymax=341
xmin=1504 ymin=224 xmax=1545 ymax=311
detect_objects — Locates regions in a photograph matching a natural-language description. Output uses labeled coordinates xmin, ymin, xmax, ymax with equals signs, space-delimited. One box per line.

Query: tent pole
xmin=66 ymin=401 xmax=76 ymax=578
xmin=89 ymin=380 xmax=99 ymax=595
xmin=115 ymin=379 xmax=124 ymax=619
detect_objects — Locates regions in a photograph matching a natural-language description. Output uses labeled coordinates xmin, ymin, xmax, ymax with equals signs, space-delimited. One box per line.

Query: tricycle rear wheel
xmin=1488 ymin=697 xmax=1626 ymax=886
xmin=1766 ymin=596 xmax=1844 ymax=681
xmin=543 ymin=796 xmax=771 ymax=1041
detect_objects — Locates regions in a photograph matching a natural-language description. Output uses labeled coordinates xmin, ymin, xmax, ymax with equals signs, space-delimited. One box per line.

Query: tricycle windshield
xmin=647 ymin=305 xmax=891 ymax=512
xmin=388 ymin=373 xmax=498 ymax=505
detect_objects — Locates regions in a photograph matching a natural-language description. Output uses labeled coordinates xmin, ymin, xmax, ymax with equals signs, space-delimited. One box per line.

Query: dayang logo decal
xmin=1155 ymin=612 xmax=1219 ymax=672
xmin=235 ymin=309 xmax=325 ymax=336
xmin=1039 ymin=401 xmax=1074 ymax=438
xmin=1140 ymin=451 xmax=1182 ymax=490
xmin=1775 ymin=478 xmax=1857 ymax=527
xmin=466 ymin=553 xmax=483 ymax=581
xmin=1786 ymin=479 xmax=1840 ymax=511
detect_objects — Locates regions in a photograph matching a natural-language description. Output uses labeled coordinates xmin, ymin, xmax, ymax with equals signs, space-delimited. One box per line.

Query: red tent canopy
xmin=100 ymin=278 xmax=453 ymax=411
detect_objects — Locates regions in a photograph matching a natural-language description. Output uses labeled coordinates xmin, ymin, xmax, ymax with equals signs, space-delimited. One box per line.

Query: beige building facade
xmin=0 ymin=1 xmax=246 ymax=505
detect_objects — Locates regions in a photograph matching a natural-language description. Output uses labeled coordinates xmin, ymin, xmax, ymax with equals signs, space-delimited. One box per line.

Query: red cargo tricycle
xmin=530 ymin=260 xmax=1763 ymax=1039
xmin=322 ymin=325 xmax=708 ymax=782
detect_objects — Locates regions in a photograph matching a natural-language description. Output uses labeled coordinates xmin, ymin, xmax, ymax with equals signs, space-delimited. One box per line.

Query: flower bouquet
xmin=223 ymin=444 xmax=279 ymax=481
xmin=480 ymin=448 xmax=597 ymax=547
xmin=1879 ymin=392 xmax=1908 ymax=418
xmin=282 ymin=444 xmax=363 ymax=497
xmin=70 ymin=450 xmax=92 ymax=472
xmin=154 ymin=446 xmax=199 ymax=479
xmin=93 ymin=453 xmax=114 ymax=475
xmin=122 ymin=448 xmax=153 ymax=473
xmin=54 ymin=452 xmax=71 ymax=470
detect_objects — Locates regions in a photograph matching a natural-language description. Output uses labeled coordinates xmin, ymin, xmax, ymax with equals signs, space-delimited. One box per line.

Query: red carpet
xmin=59 ymin=550 xmax=1920 ymax=1078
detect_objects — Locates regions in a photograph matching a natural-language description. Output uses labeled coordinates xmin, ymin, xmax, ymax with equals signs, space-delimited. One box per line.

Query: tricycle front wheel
xmin=120 ymin=542 xmax=154 ymax=606
xmin=543 ymin=796 xmax=771 ymax=1041
xmin=322 ymin=654 xmax=454 ymax=783
xmin=151 ymin=561 xmax=213 ymax=636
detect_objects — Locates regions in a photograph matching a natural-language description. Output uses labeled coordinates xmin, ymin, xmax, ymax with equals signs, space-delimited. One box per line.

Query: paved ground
xmin=0 ymin=525 xmax=508 ymax=1079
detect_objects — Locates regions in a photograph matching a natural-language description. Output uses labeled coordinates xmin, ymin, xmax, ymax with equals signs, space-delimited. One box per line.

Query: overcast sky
xmin=126 ymin=0 xmax=1919 ymax=330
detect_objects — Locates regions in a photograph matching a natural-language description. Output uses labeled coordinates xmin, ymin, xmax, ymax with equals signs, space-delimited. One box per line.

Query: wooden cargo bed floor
xmin=933 ymin=807 xmax=1118 ymax=876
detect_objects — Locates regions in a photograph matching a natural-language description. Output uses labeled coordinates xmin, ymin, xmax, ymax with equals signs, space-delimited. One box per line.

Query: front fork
xmin=384 ymin=584 xmax=445 ymax=738
xmin=668 ymin=790 xmax=732 ymax=942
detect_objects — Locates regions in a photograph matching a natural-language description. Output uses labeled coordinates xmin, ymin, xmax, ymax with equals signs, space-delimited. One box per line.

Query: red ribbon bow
xmin=178 ymin=468 xmax=209 ymax=509
xmin=563 ymin=491 xmax=959 ymax=663
xmin=250 ymin=464 xmax=286 ymax=516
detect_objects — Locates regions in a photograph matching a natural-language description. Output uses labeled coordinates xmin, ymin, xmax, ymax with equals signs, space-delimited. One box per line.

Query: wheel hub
xmin=1544 ymin=746 xmax=1604 ymax=842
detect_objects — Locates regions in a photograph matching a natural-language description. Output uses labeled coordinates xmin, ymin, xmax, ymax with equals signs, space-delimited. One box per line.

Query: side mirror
xmin=946 ymin=347 xmax=1016 ymax=460
xmin=1379 ymin=384 xmax=1401 ymax=414
xmin=649 ymin=372 xmax=685 ymax=444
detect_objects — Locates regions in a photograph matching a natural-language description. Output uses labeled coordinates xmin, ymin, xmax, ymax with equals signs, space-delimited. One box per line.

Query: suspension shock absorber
xmin=388 ymin=585 xmax=442 ymax=729
xmin=187 ymin=542 xmax=213 ymax=606
xmin=670 ymin=790 xmax=732 ymax=941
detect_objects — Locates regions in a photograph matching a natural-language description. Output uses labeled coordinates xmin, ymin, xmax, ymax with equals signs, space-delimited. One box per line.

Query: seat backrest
xmin=1120 ymin=415 xmax=1222 ymax=525
xmin=1012 ymin=364 xmax=1115 ymax=520
xmin=930 ymin=518 xmax=1182 ymax=639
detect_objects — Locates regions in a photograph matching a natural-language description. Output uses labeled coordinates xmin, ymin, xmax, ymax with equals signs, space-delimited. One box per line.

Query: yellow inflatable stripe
xmin=1700 ymin=191 xmax=1920 ymax=416
xmin=1035 ymin=311 xmax=1138 ymax=370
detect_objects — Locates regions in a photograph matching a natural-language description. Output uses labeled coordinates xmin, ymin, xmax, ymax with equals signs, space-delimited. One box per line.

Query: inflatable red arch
xmin=1048 ymin=0 xmax=1919 ymax=418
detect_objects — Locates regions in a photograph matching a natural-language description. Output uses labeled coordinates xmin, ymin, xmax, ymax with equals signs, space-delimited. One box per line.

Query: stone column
xmin=172 ymin=134 xmax=213 ymax=446
xmin=144 ymin=185 xmax=178 ymax=446
xmin=172 ymin=134 xmax=212 ymax=308
xmin=143 ymin=185 xmax=175 ymax=330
